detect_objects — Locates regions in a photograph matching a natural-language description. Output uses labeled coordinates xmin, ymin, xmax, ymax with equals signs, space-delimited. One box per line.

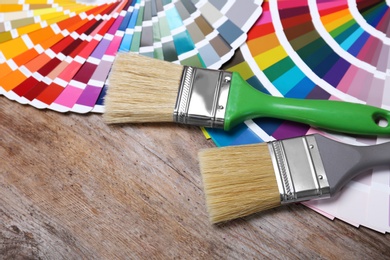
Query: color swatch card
xmin=0 ymin=0 xmax=130 ymax=113
xmin=209 ymin=0 xmax=390 ymax=233
xmin=0 ymin=0 xmax=263 ymax=113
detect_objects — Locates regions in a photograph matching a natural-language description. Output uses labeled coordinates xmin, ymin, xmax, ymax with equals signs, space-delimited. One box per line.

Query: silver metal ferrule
xmin=268 ymin=135 xmax=331 ymax=204
xmin=173 ymin=66 xmax=232 ymax=128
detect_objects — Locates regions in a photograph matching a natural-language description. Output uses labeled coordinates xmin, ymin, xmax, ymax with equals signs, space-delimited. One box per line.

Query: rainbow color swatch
xmin=209 ymin=0 xmax=390 ymax=233
xmin=0 ymin=0 xmax=263 ymax=113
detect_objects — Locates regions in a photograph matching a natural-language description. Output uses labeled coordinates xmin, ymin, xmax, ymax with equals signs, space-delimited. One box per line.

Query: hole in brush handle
xmin=374 ymin=114 xmax=389 ymax=128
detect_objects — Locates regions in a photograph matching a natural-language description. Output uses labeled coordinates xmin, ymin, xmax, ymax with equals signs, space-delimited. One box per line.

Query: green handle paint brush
xmin=104 ymin=53 xmax=390 ymax=136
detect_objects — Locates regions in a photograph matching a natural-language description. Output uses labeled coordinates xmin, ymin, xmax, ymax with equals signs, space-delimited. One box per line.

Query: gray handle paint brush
xmin=199 ymin=134 xmax=390 ymax=223
xmin=104 ymin=53 xmax=390 ymax=136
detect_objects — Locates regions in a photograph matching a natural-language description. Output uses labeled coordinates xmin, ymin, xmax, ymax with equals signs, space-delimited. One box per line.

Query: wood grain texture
xmin=0 ymin=97 xmax=389 ymax=259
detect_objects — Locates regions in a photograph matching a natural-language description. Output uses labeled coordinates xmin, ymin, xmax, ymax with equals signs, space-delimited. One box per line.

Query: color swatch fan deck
xmin=209 ymin=0 xmax=390 ymax=233
xmin=0 ymin=0 xmax=262 ymax=113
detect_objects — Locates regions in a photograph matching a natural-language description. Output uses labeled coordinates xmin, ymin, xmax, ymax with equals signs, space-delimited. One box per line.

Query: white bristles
xmin=199 ymin=143 xmax=281 ymax=223
xmin=104 ymin=53 xmax=183 ymax=124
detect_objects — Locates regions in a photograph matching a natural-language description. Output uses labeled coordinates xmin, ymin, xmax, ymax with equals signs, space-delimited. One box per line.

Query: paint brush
xmin=104 ymin=53 xmax=390 ymax=136
xmin=199 ymin=134 xmax=390 ymax=223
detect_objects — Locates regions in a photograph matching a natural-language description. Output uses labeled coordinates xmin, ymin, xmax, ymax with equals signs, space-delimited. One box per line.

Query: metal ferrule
xmin=268 ymin=135 xmax=331 ymax=204
xmin=173 ymin=66 xmax=232 ymax=128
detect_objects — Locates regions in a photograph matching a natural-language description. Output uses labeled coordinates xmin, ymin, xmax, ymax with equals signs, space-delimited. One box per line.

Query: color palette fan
xmin=208 ymin=0 xmax=390 ymax=233
xmin=1 ymin=0 xmax=390 ymax=233
xmin=0 ymin=0 xmax=263 ymax=113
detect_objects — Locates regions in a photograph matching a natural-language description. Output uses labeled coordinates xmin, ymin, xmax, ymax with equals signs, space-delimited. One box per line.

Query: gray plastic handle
xmin=314 ymin=134 xmax=390 ymax=195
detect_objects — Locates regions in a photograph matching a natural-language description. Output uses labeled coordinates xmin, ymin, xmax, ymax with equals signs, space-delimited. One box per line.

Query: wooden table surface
xmin=0 ymin=96 xmax=389 ymax=259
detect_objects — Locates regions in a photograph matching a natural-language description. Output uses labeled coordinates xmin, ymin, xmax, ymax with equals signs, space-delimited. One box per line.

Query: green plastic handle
xmin=224 ymin=73 xmax=390 ymax=135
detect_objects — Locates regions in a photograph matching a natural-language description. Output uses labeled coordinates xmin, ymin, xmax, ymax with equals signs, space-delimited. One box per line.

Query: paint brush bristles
xmin=104 ymin=52 xmax=183 ymax=124
xmin=199 ymin=143 xmax=280 ymax=224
